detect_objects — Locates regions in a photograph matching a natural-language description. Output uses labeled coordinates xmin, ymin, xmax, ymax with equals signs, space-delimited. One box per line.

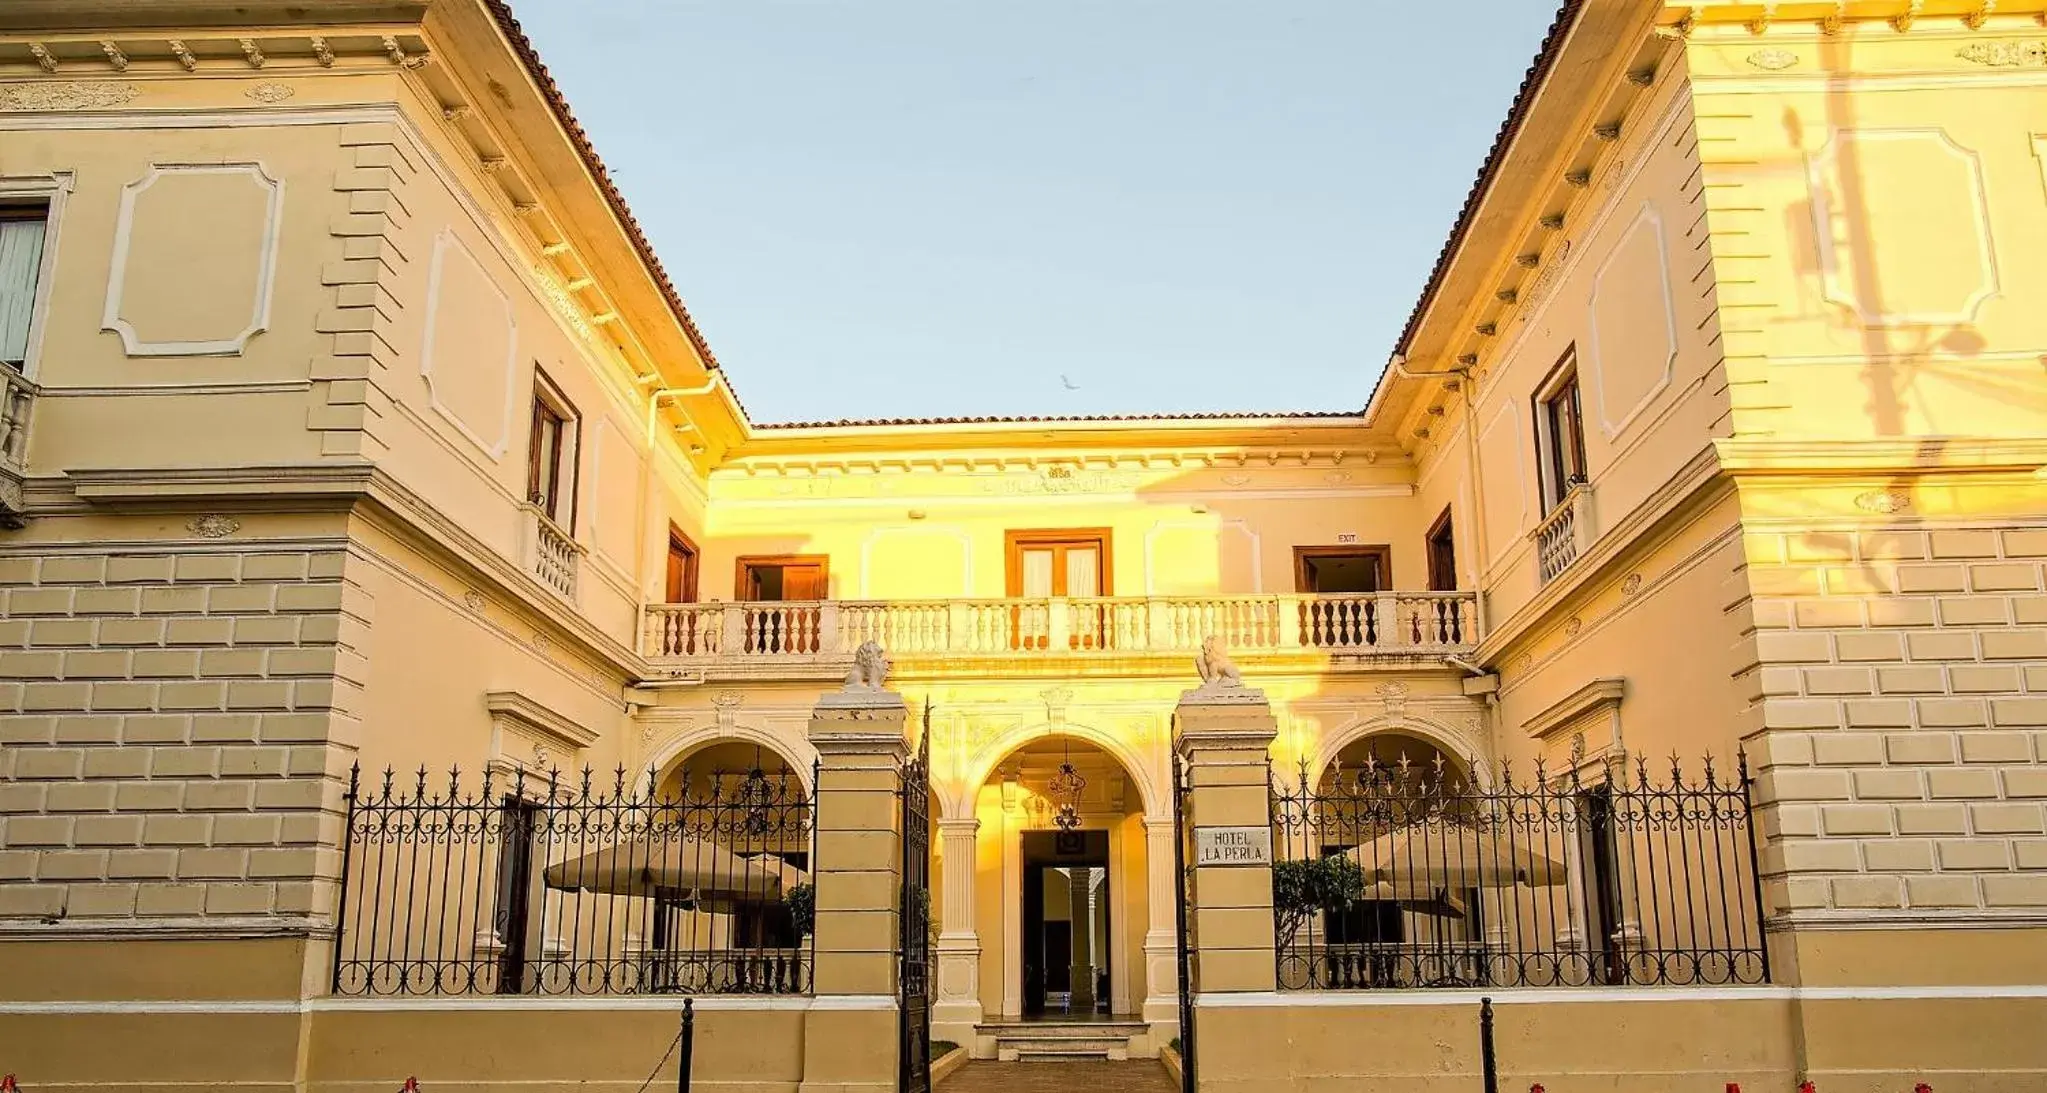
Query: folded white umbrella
xmin=1348 ymin=823 xmax=1566 ymax=890
xmin=543 ymin=833 xmax=786 ymax=903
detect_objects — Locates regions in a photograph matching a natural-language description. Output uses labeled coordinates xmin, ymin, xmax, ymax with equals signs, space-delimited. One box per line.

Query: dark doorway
xmin=1293 ymin=545 xmax=1389 ymax=594
xmin=1020 ymin=829 xmax=1111 ymax=1019
xmin=665 ymin=526 xmax=699 ymax=603
xmin=1426 ymin=510 xmax=1457 ymax=592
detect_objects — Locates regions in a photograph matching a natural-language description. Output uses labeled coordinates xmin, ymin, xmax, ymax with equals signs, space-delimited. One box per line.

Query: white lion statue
xmin=843 ymin=640 xmax=890 ymax=691
xmin=1195 ymin=635 xmax=1243 ymax=689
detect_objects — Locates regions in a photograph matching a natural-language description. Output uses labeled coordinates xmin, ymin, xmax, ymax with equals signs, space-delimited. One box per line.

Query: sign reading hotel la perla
xmin=1193 ymin=826 xmax=1273 ymax=866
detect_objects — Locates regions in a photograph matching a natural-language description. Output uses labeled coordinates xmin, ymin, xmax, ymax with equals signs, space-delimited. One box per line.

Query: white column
xmin=1068 ymin=865 xmax=1095 ymax=1010
xmin=933 ymin=816 xmax=985 ymax=1043
xmin=1140 ymin=816 xmax=1181 ymax=1038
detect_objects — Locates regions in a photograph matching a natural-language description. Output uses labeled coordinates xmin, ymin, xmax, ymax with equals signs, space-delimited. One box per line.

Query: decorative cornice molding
xmin=1477 ymin=444 xmax=1730 ymax=665
xmin=1713 ymin=436 xmax=2047 ymax=477
xmin=0 ymin=80 xmax=138 ymax=110
xmin=1524 ymin=677 xmax=1625 ymax=740
xmin=486 ymin=689 xmax=602 ymax=750
xmin=1957 ymin=40 xmax=2047 ymax=67
xmin=50 ymin=462 xmax=645 ymax=679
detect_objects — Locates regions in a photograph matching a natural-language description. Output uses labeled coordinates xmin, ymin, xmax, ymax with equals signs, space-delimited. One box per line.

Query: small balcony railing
xmin=0 ymin=362 xmax=37 ymax=523
xmin=1532 ymin=482 xmax=1595 ymax=585
xmin=644 ymin=592 xmax=1477 ymax=663
xmin=519 ymin=503 xmax=583 ymax=601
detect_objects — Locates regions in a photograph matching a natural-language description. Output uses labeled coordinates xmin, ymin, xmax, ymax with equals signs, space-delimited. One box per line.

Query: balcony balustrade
xmin=0 ymin=362 xmax=37 ymax=525
xmin=1532 ymin=482 xmax=1595 ymax=586
xmin=519 ymin=503 xmax=583 ymax=601
xmin=643 ymin=591 xmax=1477 ymax=666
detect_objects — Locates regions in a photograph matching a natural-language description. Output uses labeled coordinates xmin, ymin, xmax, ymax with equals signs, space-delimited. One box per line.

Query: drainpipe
xmin=633 ymin=372 xmax=725 ymax=671
xmin=1368 ymin=353 xmax=1491 ymax=640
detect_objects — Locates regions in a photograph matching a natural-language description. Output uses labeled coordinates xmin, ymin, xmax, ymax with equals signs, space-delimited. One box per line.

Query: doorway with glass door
xmin=1020 ymin=829 xmax=1111 ymax=1020
xmin=1005 ymin=529 xmax=1110 ymax=651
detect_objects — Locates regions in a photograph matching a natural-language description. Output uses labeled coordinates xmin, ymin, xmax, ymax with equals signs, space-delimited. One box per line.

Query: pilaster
xmin=932 ymin=816 xmax=984 ymax=1044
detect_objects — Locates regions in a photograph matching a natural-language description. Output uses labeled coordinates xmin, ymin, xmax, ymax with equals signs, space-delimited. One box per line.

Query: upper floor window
xmin=1535 ymin=352 xmax=1588 ymax=511
xmin=0 ymin=204 xmax=50 ymax=369
xmin=1006 ymin=529 xmax=1110 ymax=598
xmin=526 ymin=370 xmax=579 ymax=529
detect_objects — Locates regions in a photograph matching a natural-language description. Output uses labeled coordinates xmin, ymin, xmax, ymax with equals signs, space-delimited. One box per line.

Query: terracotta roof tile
xmin=482 ymin=0 xmax=751 ymax=416
xmin=1383 ymin=0 xmax=1584 ymax=370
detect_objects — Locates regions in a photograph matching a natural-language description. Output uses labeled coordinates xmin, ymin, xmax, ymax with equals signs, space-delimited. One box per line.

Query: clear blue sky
xmin=513 ymin=1 xmax=1561 ymax=423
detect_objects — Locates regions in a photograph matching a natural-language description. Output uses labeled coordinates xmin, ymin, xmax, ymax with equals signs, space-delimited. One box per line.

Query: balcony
xmin=0 ymin=362 xmax=36 ymax=526
xmin=1532 ymin=481 xmax=1595 ymax=585
xmin=519 ymin=503 xmax=583 ymax=601
xmin=643 ymin=592 xmax=1477 ymax=673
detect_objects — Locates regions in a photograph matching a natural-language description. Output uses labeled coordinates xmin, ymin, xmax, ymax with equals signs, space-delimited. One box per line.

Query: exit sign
xmin=1335 ymin=533 xmax=1358 ymax=544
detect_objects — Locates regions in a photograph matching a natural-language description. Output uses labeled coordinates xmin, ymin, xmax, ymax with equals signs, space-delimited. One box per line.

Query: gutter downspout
xmin=1368 ymin=353 xmax=1492 ymax=643
xmin=633 ymin=372 xmax=724 ymax=672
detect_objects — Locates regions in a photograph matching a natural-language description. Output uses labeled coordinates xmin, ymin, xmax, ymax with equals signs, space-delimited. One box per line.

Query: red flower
xmin=1798 ymin=1083 xmax=1817 ymax=1093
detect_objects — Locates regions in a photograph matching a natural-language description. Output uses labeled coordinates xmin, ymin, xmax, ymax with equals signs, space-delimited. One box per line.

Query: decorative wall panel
xmin=420 ymin=229 xmax=518 ymax=458
xmin=1587 ymin=201 xmax=1677 ymax=438
xmin=102 ymin=163 xmax=282 ymax=356
xmin=1807 ymin=128 xmax=1999 ymax=327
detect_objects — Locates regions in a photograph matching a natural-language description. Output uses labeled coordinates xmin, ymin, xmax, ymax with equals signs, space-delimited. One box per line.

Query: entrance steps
xmin=975 ymin=1018 xmax=1149 ymax=1062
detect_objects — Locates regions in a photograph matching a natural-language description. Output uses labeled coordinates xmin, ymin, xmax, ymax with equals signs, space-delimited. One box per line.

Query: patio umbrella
xmin=1358 ymin=880 xmax=1466 ymax=919
xmin=1347 ymin=823 xmax=1567 ymax=891
xmin=543 ymin=833 xmax=787 ymax=904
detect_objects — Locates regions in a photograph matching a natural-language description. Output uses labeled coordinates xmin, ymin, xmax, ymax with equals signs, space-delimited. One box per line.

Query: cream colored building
xmin=0 ymin=1 xmax=2044 ymax=1090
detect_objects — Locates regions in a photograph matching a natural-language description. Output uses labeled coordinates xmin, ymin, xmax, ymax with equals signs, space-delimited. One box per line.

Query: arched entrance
xmin=933 ymin=727 xmax=1174 ymax=1059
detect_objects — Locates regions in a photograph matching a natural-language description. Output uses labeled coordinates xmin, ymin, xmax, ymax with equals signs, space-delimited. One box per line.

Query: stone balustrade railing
xmin=520 ymin=503 xmax=583 ymax=601
xmin=1533 ymin=481 xmax=1595 ymax=586
xmin=643 ymin=591 xmax=1477 ymax=662
xmin=0 ymin=362 xmax=37 ymax=524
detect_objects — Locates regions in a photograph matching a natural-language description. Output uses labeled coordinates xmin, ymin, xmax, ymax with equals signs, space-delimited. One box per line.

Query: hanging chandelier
xmin=1047 ymin=736 xmax=1086 ymax=831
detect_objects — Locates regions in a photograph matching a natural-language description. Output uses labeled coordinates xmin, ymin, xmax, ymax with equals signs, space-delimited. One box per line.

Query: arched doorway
xmin=934 ymin=727 xmax=1172 ymax=1058
xmin=1274 ymin=730 xmax=1485 ymax=991
xmin=634 ymin=737 xmax=812 ymax=992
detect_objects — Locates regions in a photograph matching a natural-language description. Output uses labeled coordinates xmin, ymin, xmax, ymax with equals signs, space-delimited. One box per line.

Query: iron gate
xmin=1171 ymin=750 xmax=1197 ymax=1093
xmin=898 ymin=716 xmax=932 ymax=1093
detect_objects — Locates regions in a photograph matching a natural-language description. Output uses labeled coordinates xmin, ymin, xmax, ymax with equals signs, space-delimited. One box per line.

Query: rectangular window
xmin=1005 ymin=529 xmax=1111 ymax=598
xmin=0 ymin=205 xmax=50 ymax=368
xmin=525 ymin=372 xmax=578 ymax=528
xmin=1005 ymin=529 xmax=1112 ymax=650
xmin=1536 ymin=353 xmax=1589 ymax=511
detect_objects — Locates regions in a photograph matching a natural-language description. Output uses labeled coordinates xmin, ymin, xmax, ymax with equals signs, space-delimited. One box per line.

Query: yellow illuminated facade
xmin=1 ymin=2 xmax=2045 ymax=1090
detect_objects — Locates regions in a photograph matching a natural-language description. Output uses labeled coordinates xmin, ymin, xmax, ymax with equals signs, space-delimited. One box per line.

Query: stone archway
xmin=1301 ymin=712 xmax=1487 ymax=793
xmin=934 ymin=727 xmax=1180 ymax=1061
xmin=644 ymin=721 xmax=816 ymax=798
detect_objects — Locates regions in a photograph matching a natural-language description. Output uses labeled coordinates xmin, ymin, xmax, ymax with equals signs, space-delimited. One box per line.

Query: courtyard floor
xmin=941 ymin=1060 xmax=1176 ymax=1092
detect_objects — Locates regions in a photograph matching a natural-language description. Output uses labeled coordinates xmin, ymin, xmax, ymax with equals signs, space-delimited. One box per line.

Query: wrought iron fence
xmin=1270 ymin=752 xmax=1767 ymax=990
xmin=333 ymin=763 xmax=815 ymax=997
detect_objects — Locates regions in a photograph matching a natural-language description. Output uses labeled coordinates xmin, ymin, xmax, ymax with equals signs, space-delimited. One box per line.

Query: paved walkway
xmin=941 ymin=1060 xmax=1176 ymax=1092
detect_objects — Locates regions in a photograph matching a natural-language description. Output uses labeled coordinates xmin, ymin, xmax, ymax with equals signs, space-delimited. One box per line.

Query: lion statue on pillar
xmin=843 ymin=640 xmax=891 ymax=691
xmin=1195 ymin=635 xmax=1243 ymax=689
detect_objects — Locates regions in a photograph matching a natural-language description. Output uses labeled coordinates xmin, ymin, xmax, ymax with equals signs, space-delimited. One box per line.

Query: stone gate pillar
xmin=801 ymin=681 xmax=908 ymax=1093
xmin=1173 ymin=674 xmax=1280 ymax=1092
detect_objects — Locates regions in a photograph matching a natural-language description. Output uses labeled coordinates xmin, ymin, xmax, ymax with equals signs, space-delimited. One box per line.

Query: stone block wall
xmin=1735 ymin=519 xmax=2047 ymax=919
xmin=0 ymin=524 xmax=365 ymax=925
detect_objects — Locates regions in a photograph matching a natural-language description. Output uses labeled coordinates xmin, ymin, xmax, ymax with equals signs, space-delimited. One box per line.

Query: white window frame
xmin=0 ymin=172 xmax=74 ymax=380
xmin=1532 ymin=349 xmax=1589 ymax=514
